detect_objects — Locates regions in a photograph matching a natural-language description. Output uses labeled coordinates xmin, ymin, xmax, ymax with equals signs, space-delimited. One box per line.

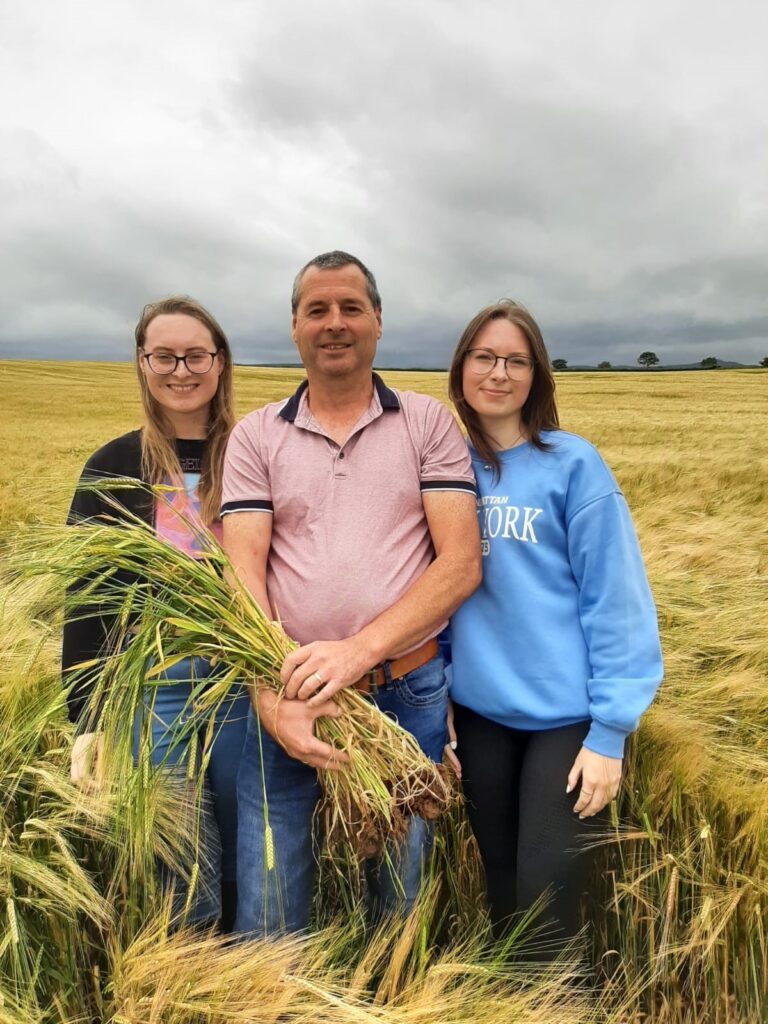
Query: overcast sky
xmin=2 ymin=0 xmax=766 ymax=367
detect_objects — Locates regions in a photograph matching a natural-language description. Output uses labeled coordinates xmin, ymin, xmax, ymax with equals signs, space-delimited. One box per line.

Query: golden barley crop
xmin=2 ymin=360 xmax=767 ymax=1022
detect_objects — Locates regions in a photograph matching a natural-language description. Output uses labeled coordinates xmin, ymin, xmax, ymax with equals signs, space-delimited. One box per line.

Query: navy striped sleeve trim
xmin=220 ymin=499 xmax=274 ymax=516
xmin=420 ymin=479 xmax=477 ymax=495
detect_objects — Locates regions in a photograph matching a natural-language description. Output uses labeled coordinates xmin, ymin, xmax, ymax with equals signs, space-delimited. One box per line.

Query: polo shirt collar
xmin=278 ymin=373 xmax=400 ymax=423
xmin=373 ymin=373 xmax=400 ymax=410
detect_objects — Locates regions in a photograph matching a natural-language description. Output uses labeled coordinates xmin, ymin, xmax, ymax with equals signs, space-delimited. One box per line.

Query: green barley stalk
xmin=9 ymin=484 xmax=453 ymax=860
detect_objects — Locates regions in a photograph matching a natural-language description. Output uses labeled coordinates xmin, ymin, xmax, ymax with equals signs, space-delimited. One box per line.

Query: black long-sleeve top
xmin=62 ymin=429 xmax=206 ymax=726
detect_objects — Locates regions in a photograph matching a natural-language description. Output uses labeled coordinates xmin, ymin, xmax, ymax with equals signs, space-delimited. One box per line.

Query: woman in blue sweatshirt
xmin=447 ymin=300 xmax=663 ymax=948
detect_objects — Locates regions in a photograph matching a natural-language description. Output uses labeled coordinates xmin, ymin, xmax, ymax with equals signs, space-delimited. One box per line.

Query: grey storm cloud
xmin=1 ymin=0 xmax=766 ymax=366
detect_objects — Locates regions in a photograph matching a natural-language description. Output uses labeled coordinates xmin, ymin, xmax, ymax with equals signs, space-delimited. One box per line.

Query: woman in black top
xmin=63 ymin=296 xmax=248 ymax=931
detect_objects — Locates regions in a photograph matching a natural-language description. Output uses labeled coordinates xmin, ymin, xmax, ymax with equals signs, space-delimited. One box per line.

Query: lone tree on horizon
xmin=761 ymin=356 xmax=768 ymax=368
xmin=598 ymin=360 xmax=612 ymax=370
xmin=700 ymin=357 xmax=719 ymax=369
xmin=638 ymin=351 xmax=659 ymax=367
xmin=552 ymin=358 xmax=568 ymax=370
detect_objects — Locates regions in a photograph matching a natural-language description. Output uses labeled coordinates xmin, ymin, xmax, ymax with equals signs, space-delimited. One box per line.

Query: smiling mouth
xmin=168 ymin=383 xmax=198 ymax=392
xmin=321 ymin=343 xmax=351 ymax=350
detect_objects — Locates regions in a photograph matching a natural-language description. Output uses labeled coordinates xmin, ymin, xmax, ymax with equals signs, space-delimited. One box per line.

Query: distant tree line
xmin=550 ymin=353 xmax=768 ymax=370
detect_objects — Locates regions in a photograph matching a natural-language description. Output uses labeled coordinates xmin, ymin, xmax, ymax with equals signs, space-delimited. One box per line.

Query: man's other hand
xmin=281 ymin=638 xmax=375 ymax=705
xmin=256 ymin=689 xmax=350 ymax=770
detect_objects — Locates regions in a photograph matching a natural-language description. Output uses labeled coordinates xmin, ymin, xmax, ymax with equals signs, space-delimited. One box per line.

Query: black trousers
xmin=453 ymin=703 xmax=607 ymax=950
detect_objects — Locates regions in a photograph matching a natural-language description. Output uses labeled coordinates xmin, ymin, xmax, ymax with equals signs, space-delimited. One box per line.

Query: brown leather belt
xmin=353 ymin=637 xmax=439 ymax=696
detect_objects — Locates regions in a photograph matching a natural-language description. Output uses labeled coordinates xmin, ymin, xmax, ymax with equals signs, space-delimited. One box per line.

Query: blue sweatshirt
xmin=449 ymin=431 xmax=663 ymax=758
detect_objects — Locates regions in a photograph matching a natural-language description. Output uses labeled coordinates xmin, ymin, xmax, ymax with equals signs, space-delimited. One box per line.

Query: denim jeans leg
xmin=235 ymin=710 xmax=321 ymax=935
xmin=132 ymin=656 xmax=223 ymax=925
xmin=205 ymin=685 xmax=250 ymax=886
xmin=366 ymin=654 xmax=448 ymax=916
xmin=366 ymin=814 xmax=435 ymax=921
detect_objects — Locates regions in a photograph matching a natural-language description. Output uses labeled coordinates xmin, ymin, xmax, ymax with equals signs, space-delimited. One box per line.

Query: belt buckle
xmin=365 ymin=667 xmax=380 ymax=696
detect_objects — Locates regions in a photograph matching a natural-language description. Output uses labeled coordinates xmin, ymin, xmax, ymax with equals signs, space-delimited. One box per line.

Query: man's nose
xmin=325 ymin=305 xmax=345 ymax=331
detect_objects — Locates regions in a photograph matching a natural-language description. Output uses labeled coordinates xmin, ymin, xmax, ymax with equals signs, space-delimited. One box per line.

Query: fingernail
xmin=449 ymin=740 xmax=458 ymax=750
xmin=566 ymin=784 xmax=572 ymax=794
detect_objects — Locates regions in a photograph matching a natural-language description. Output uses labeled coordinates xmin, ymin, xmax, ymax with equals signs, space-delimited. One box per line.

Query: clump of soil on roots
xmin=323 ymin=763 xmax=455 ymax=860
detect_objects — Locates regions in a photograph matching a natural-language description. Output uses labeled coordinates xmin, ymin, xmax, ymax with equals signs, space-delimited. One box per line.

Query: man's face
xmin=291 ymin=265 xmax=382 ymax=380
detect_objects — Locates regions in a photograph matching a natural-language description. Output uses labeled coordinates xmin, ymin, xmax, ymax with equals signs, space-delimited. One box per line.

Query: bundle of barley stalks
xmin=7 ymin=487 xmax=453 ymax=861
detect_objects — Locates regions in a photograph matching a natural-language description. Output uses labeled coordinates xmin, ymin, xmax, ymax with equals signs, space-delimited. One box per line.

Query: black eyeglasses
xmin=465 ymin=349 xmax=534 ymax=380
xmin=142 ymin=350 xmax=221 ymax=375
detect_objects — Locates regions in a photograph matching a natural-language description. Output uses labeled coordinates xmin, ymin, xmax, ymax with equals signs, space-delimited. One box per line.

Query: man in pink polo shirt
xmin=222 ymin=251 xmax=481 ymax=934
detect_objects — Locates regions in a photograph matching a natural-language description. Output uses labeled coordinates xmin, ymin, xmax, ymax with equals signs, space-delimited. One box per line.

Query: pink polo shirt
xmin=221 ymin=374 xmax=475 ymax=648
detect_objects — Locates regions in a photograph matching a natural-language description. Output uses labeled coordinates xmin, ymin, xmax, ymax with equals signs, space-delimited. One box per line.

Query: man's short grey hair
xmin=291 ymin=251 xmax=382 ymax=313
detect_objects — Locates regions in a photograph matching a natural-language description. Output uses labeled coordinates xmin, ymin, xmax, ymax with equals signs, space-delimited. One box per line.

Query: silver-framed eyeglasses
xmin=465 ymin=348 xmax=534 ymax=380
xmin=142 ymin=350 xmax=221 ymax=375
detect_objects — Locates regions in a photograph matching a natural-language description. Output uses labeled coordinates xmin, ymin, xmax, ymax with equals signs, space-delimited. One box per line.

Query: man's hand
xmin=256 ymin=689 xmax=350 ymax=770
xmin=567 ymin=746 xmax=622 ymax=818
xmin=71 ymin=731 xmax=104 ymax=786
xmin=281 ymin=637 xmax=376 ymax=705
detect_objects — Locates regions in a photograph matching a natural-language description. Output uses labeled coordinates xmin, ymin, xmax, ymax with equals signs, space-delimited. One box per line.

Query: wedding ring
xmin=311 ymin=671 xmax=324 ymax=685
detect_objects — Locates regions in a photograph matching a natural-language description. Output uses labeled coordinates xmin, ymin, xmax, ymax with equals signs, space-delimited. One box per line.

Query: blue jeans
xmin=132 ymin=656 xmax=250 ymax=925
xmin=235 ymin=654 xmax=448 ymax=935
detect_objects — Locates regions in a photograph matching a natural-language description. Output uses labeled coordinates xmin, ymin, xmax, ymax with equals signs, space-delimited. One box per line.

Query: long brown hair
xmin=448 ymin=300 xmax=559 ymax=476
xmin=134 ymin=296 xmax=235 ymax=524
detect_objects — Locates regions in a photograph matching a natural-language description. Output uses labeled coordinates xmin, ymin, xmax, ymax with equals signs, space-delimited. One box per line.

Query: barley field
xmin=2 ymin=360 xmax=767 ymax=1023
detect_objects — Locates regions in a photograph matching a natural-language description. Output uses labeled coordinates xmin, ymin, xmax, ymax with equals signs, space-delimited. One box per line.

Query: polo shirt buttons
xmin=338 ymin=452 xmax=345 ymax=459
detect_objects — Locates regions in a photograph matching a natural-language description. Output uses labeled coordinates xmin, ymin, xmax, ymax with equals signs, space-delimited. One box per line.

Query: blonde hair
xmin=134 ymin=296 xmax=234 ymax=524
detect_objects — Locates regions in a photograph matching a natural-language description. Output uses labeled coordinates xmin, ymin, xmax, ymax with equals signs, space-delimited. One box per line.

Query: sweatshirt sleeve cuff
xmin=584 ymin=720 xmax=628 ymax=758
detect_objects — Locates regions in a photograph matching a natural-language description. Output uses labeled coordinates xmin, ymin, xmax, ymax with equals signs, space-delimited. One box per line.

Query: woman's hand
xmin=443 ymin=699 xmax=462 ymax=779
xmin=567 ymin=745 xmax=622 ymax=818
xmin=71 ymin=731 xmax=104 ymax=785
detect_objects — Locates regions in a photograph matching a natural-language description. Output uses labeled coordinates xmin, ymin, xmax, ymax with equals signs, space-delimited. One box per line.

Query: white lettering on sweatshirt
xmin=477 ymin=496 xmax=543 ymax=546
